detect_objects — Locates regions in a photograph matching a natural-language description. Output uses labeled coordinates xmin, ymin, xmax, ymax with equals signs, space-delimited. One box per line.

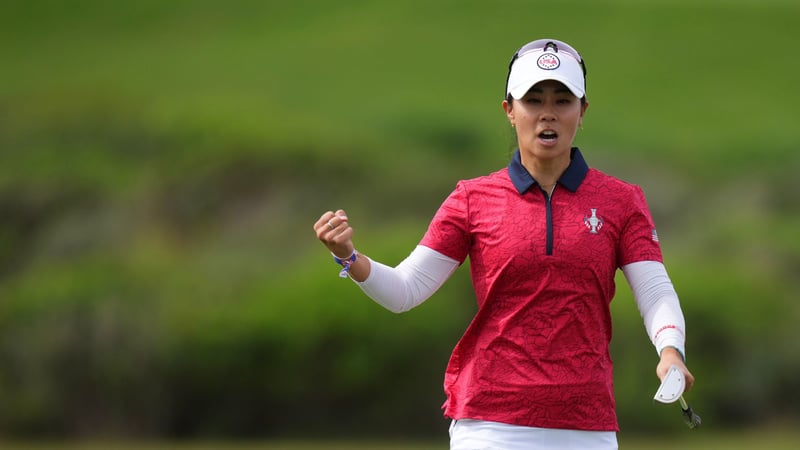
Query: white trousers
xmin=449 ymin=419 xmax=618 ymax=450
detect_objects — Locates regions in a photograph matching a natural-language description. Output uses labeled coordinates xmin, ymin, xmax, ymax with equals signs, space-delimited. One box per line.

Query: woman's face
xmin=503 ymin=80 xmax=588 ymax=164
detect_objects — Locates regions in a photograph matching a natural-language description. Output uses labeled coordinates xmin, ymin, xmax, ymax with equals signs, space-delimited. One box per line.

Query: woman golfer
xmin=314 ymin=38 xmax=694 ymax=450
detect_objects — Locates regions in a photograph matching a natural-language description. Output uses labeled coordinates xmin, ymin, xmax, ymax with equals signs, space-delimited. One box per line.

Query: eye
xmin=524 ymin=97 xmax=543 ymax=104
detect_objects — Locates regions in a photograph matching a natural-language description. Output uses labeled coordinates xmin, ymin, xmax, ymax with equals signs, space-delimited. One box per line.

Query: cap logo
xmin=537 ymin=53 xmax=560 ymax=70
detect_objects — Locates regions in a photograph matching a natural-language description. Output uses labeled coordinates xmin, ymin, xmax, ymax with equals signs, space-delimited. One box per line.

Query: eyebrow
xmin=527 ymin=86 xmax=573 ymax=95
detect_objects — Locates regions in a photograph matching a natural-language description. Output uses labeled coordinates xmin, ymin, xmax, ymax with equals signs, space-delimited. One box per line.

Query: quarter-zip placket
xmin=540 ymin=186 xmax=556 ymax=255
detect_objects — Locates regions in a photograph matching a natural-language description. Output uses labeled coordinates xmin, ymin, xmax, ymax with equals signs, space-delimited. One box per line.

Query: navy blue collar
xmin=508 ymin=147 xmax=589 ymax=194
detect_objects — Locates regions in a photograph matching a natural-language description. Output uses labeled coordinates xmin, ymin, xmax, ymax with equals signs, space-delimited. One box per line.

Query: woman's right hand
xmin=313 ymin=209 xmax=355 ymax=259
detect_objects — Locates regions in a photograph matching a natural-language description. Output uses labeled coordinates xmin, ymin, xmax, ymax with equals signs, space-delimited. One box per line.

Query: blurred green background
xmin=1 ymin=0 xmax=799 ymax=447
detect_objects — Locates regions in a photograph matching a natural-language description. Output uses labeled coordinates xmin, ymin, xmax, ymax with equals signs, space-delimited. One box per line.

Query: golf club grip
xmin=681 ymin=403 xmax=702 ymax=429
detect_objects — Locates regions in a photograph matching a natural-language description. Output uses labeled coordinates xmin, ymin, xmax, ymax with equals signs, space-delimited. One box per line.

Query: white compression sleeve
xmin=622 ymin=260 xmax=687 ymax=358
xmin=355 ymin=245 xmax=460 ymax=313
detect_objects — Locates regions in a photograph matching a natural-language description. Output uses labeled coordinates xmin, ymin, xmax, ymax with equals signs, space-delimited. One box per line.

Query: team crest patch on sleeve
xmin=583 ymin=208 xmax=604 ymax=234
xmin=651 ymin=228 xmax=660 ymax=242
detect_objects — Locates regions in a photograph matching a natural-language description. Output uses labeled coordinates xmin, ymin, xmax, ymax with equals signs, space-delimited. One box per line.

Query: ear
xmin=579 ymin=100 xmax=589 ymax=126
xmin=502 ymin=99 xmax=514 ymax=125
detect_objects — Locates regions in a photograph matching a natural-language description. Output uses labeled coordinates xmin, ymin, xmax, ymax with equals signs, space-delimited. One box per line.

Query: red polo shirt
xmin=420 ymin=148 xmax=662 ymax=431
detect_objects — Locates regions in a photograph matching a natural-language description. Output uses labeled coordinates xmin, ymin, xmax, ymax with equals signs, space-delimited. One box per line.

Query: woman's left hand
xmin=657 ymin=347 xmax=694 ymax=393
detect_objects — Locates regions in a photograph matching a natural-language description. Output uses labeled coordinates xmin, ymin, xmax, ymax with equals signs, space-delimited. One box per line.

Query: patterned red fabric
xmin=420 ymin=154 xmax=662 ymax=431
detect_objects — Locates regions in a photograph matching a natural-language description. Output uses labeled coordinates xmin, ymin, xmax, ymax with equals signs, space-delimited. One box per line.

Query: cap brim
xmin=509 ymin=76 xmax=585 ymax=100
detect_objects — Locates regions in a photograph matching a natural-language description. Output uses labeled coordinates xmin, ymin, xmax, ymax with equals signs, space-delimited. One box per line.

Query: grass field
xmin=2 ymin=428 xmax=800 ymax=450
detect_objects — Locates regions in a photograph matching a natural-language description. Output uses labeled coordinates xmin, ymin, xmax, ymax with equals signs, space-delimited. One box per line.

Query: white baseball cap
xmin=505 ymin=39 xmax=586 ymax=100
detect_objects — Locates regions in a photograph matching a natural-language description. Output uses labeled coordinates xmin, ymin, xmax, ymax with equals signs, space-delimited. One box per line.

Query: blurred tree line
xmin=1 ymin=0 xmax=799 ymax=440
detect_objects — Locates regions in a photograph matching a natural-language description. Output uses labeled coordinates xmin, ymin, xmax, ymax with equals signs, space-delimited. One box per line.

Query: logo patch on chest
xmin=583 ymin=208 xmax=604 ymax=234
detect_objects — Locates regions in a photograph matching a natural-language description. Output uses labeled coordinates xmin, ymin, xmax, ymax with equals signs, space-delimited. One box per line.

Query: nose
xmin=539 ymin=110 xmax=556 ymax=122
xmin=539 ymin=102 xmax=556 ymax=121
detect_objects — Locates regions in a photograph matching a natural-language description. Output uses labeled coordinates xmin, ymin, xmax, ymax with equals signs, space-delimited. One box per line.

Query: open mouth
xmin=539 ymin=130 xmax=558 ymax=143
